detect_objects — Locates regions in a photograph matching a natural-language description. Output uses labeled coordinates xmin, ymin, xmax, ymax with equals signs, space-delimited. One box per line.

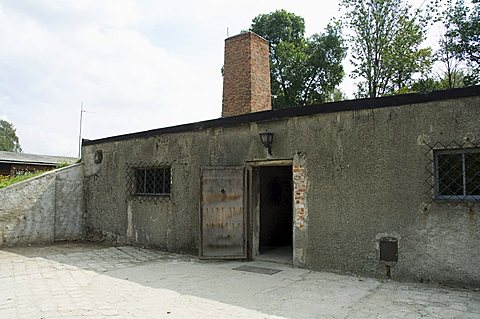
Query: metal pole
xmin=78 ymin=101 xmax=83 ymax=158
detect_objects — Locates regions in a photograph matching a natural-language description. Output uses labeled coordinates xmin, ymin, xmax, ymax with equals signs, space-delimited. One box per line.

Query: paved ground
xmin=0 ymin=243 xmax=479 ymax=318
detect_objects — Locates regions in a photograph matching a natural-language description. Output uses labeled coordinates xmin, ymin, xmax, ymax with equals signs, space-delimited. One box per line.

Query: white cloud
xmin=0 ymin=0 xmax=431 ymax=156
xmin=0 ymin=0 xmax=222 ymax=156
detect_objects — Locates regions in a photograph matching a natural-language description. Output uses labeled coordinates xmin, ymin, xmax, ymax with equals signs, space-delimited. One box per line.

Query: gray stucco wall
xmin=0 ymin=164 xmax=84 ymax=246
xmin=82 ymin=95 xmax=480 ymax=286
xmin=54 ymin=164 xmax=85 ymax=241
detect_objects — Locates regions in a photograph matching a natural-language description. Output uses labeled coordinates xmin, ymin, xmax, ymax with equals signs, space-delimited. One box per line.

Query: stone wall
xmin=0 ymin=164 xmax=84 ymax=246
xmin=54 ymin=164 xmax=85 ymax=241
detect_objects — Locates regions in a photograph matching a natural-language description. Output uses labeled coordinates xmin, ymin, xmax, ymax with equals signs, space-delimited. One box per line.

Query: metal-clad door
xmin=200 ymin=166 xmax=246 ymax=259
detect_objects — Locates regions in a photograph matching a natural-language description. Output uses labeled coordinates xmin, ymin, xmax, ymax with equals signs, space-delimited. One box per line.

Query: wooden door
xmin=200 ymin=166 xmax=246 ymax=259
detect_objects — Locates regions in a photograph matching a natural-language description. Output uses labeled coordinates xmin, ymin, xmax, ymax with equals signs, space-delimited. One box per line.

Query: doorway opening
xmin=257 ymin=165 xmax=293 ymax=264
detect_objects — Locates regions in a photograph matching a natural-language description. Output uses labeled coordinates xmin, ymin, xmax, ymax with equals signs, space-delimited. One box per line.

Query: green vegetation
xmin=0 ymin=171 xmax=46 ymax=189
xmin=249 ymin=10 xmax=347 ymax=108
xmin=438 ymin=0 xmax=479 ymax=85
xmin=0 ymin=119 xmax=22 ymax=152
xmin=56 ymin=161 xmax=71 ymax=169
xmin=340 ymin=0 xmax=432 ymax=98
xmin=393 ymin=0 xmax=479 ymax=93
xmin=245 ymin=0 xmax=478 ymax=101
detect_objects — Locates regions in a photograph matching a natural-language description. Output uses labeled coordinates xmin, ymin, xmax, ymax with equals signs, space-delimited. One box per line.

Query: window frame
xmin=434 ymin=148 xmax=480 ymax=201
xmin=133 ymin=166 xmax=171 ymax=197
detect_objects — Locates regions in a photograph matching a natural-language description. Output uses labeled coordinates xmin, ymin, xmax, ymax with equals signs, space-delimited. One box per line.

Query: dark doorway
xmin=258 ymin=166 xmax=293 ymax=263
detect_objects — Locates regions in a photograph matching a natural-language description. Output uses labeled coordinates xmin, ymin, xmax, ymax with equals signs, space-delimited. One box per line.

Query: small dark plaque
xmin=94 ymin=150 xmax=103 ymax=164
xmin=380 ymin=237 xmax=398 ymax=262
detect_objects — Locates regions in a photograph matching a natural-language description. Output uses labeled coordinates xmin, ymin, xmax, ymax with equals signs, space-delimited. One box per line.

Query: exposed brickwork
xmin=249 ymin=34 xmax=271 ymax=113
xmin=293 ymin=152 xmax=308 ymax=267
xmin=293 ymin=165 xmax=308 ymax=230
xmin=222 ymin=32 xmax=271 ymax=117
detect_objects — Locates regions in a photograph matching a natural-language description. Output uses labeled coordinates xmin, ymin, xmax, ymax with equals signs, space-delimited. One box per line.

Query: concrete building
xmin=82 ymin=32 xmax=480 ymax=286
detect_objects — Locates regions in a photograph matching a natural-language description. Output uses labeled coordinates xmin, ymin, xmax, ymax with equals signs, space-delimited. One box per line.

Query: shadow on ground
xmin=2 ymin=242 xmax=480 ymax=319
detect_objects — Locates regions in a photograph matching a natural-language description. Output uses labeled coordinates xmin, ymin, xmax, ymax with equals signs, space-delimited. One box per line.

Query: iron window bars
xmin=435 ymin=149 xmax=480 ymax=200
xmin=425 ymin=141 xmax=480 ymax=204
xmin=126 ymin=161 xmax=171 ymax=203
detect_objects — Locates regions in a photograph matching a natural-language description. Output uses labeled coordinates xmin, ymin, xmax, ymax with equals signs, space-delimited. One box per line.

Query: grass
xmin=56 ymin=161 xmax=71 ymax=169
xmin=0 ymin=162 xmax=72 ymax=189
xmin=0 ymin=171 xmax=46 ymax=189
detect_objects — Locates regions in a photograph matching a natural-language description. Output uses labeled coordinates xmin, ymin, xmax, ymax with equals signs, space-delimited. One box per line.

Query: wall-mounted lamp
xmin=259 ymin=131 xmax=274 ymax=155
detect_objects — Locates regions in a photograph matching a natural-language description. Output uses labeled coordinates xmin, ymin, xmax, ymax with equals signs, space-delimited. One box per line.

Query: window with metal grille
xmin=434 ymin=149 xmax=480 ymax=201
xmin=134 ymin=167 xmax=171 ymax=196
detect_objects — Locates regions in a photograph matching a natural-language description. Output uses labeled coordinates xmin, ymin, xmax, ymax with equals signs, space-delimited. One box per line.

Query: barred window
xmin=134 ymin=167 xmax=171 ymax=196
xmin=435 ymin=149 xmax=480 ymax=201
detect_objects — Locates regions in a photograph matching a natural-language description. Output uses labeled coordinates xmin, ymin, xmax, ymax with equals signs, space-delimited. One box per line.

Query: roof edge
xmin=0 ymin=160 xmax=59 ymax=166
xmin=83 ymin=85 xmax=480 ymax=147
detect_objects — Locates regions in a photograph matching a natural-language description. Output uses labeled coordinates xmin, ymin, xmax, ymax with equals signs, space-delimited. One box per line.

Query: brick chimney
xmin=222 ymin=32 xmax=272 ymax=117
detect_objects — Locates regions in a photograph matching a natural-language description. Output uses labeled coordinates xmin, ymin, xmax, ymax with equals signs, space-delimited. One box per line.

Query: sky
xmin=0 ymin=0 xmax=438 ymax=157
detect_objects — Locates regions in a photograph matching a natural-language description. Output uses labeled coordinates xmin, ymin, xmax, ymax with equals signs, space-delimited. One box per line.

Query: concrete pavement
xmin=0 ymin=242 xmax=479 ymax=318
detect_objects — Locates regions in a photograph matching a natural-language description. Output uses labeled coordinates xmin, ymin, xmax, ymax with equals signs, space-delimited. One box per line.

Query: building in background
xmin=0 ymin=151 xmax=77 ymax=176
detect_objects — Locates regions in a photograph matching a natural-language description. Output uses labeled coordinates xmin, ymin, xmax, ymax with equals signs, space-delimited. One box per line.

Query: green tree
xmin=435 ymin=32 xmax=466 ymax=89
xmin=341 ymin=0 xmax=432 ymax=98
xmin=441 ymin=0 xmax=479 ymax=84
xmin=404 ymin=70 xmax=466 ymax=93
xmin=250 ymin=10 xmax=347 ymax=108
xmin=326 ymin=88 xmax=347 ymax=102
xmin=0 ymin=120 xmax=22 ymax=152
xmin=409 ymin=77 xmax=442 ymax=92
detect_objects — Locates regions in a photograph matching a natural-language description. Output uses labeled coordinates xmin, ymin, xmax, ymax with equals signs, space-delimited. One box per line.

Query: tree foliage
xmin=441 ymin=0 xmax=479 ymax=84
xmin=341 ymin=0 xmax=432 ymax=98
xmin=434 ymin=32 xmax=466 ymax=89
xmin=412 ymin=0 xmax=479 ymax=93
xmin=0 ymin=120 xmax=22 ymax=152
xmin=250 ymin=10 xmax=347 ymax=108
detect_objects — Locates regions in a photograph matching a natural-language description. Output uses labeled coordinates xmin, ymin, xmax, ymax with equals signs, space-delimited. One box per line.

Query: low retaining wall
xmin=0 ymin=164 xmax=84 ymax=246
